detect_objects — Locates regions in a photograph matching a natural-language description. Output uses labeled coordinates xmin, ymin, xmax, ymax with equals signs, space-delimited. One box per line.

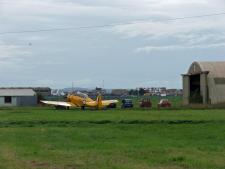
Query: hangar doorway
xmin=182 ymin=61 xmax=222 ymax=106
xmin=189 ymin=74 xmax=202 ymax=103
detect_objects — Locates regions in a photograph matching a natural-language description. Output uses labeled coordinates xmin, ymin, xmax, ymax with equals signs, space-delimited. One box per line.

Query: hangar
xmin=0 ymin=89 xmax=37 ymax=107
xmin=182 ymin=61 xmax=225 ymax=105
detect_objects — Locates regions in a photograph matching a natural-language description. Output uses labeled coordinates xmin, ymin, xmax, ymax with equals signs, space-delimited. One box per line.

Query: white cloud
xmin=0 ymin=0 xmax=225 ymax=88
xmin=108 ymin=0 xmax=225 ymax=49
xmin=109 ymin=0 xmax=225 ymax=54
xmin=1 ymin=0 xmax=137 ymax=19
xmin=0 ymin=41 xmax=30 ymax=64
xmin=112 ymin=14 xmax=225 ymax=37
xmin=20 ymin=35 xmax=47 ymax=41
xmin=135 ymin=42 xmax=225 ymax=53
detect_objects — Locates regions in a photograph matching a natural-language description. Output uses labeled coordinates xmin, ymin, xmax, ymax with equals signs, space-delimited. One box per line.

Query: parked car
xmin=140 ymin=98 xmax=152 ymax=108
xmin=158 ymin=99 xmax=171 ymax=108
xmin=121 ymin=99 xmax=133 ymax=108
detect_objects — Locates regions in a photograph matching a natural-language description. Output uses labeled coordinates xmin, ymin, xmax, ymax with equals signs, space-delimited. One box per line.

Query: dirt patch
xmin=0 ymin=120 xmax=223 ymax=128
xmin=30 ymin=160 xmax=50 ymax=168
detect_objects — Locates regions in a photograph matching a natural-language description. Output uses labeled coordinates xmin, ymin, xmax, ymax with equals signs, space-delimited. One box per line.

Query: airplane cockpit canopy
xmin=75 ymin=91 xmax=89 ymax=99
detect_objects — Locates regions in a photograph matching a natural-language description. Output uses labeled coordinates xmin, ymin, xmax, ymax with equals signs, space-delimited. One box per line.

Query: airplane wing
xmin=102 ymin=100 xmax=119 ymax=106
xmin=41 ymin=100 xmax=76 ymax=107
xmin=85 ymin=100 xmax=119 ymax=107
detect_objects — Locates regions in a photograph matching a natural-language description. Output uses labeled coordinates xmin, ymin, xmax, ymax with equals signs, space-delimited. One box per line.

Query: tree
xmin=139 ymin=88 xmax=145 ymax=96
xmin=129 ymin=89 xmax=138 ymax=95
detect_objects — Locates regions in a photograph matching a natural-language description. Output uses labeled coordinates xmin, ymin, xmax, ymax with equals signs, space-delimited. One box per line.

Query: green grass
xmin=0 ymin=107 xmax=224 ymax=169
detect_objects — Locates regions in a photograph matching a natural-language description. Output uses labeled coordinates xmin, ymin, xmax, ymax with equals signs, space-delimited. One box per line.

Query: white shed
xmin=0 ymin=89 xmax=37 ymax=107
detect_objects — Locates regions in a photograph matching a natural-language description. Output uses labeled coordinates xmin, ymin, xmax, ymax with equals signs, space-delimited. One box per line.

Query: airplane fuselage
xmin=67 ymin=95 xmax=101 ymax=108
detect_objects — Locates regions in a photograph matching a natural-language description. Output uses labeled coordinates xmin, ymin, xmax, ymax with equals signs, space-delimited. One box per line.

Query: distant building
xmin=148 ymin=87 xmax=167 ymax=96
xmin=32 ymin=87 xmax=51 ymax=97
xmin=87 ymin=88 xmax=106 ymax=96
xmin=182 ymin=61 xmax=225 ymax=105
xmin=166 ymin=89 xmax=183 ymax=96
xmin=51 ymin=89 xmax=66 ymax=96
xmin=111 ymin=89 xmax=129 ymax=96
xmin=0 ymin=89 xmax=37 ymax=107
xmin=159 ymin=87 xmax=167 ymax=93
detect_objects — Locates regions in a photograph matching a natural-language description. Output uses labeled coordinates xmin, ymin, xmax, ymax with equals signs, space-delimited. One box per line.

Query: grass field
xmin=0 ymin=107 xmax=224 ymax=169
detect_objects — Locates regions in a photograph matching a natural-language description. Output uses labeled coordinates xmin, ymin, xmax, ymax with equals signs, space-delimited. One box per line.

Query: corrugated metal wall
xmin=208 ymin=76 xmax=225 ymax=104
xmin=16 ymin=96 xmax=37 ymax=106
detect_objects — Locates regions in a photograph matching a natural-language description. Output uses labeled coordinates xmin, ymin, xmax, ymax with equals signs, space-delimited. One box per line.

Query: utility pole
xmin=137 ymin=87 xmax=140 ymax=99
xmin=72 ymin=82 xmax=74 ymax=94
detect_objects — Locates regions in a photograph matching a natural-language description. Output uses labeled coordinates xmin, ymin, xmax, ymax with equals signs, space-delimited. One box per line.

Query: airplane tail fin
xmin=96 ymin=94 xmax=103 ymax=109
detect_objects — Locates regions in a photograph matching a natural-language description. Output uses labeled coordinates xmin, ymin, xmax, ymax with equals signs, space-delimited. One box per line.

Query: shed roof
xmin=0 ymin=89 xmax=36 ymax=96
xmin=188 ymin=61 xmax=225 ymax=77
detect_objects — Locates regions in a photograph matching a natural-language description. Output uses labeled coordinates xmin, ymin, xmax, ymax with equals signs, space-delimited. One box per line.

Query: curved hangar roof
xmin=188 ymin=61 xmax=225 ymax=77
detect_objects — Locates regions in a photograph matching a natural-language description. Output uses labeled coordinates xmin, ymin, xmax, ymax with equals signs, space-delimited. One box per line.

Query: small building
xmin=32 ymin=87 xmax=51 ymax=97
xmin=182 ymin=61 xmax=225 ymax=105
xmin=111 ymin=89 xmax=129 ymax=96
xmin=166 ymin=89 xmax=183 ymax=96
xmin=0 ymin=89 xmax=37 ymax=107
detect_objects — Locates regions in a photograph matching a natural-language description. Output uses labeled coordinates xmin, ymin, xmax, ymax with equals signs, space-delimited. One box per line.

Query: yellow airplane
xmin=41 ymin=92 xmax=118 ymax=110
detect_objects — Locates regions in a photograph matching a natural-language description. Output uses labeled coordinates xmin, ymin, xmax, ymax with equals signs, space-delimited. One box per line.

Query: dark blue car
xmin=121 ymin=99 xmax=134 ymax=108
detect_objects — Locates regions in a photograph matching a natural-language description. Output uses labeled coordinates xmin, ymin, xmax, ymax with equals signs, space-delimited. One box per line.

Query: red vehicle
xmin=140 ymin=98 xmax=152 ymax=108
xmin=158 ymin=99 xmax=171 ymax=108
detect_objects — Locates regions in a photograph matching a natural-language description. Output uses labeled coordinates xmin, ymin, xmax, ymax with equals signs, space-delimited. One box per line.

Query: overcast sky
xmin=0 ymin=0 xmax=225 ymax=89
